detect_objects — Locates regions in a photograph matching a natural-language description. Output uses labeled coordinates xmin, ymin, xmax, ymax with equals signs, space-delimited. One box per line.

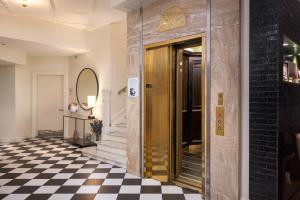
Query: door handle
xmin=146 ymin=83 xmax=153 ymax=88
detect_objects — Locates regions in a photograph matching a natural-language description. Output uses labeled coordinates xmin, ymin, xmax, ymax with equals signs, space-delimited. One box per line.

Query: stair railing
xmin=118 ymin=86 xmax=127 ymax=95
xmin=102 ymin=89 xmax=111 ymax=141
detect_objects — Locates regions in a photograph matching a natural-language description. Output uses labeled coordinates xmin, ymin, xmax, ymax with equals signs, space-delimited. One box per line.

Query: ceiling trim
xmin=113 ymin=0 xmax=159 ymax=11
xmin=56 ymin=21 xmax=88 ymax=25
xmin=0 ymin=0 xmax=12 ymax=13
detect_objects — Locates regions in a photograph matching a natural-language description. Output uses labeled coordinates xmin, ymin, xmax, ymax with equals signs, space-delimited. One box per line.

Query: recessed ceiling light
xmin=283 ymin=43 xmax=289 ymax=46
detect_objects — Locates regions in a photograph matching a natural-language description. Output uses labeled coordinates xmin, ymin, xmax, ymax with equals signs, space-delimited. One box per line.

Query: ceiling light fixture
xmin=283 ymin=43 xmax=289 ymax=46
xmin=22 ymin=0 xmax=27 ymax=7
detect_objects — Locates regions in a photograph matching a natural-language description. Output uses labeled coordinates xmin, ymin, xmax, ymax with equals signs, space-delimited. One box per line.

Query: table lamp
xmin=88 ymin=96 xmax=96 ymax=119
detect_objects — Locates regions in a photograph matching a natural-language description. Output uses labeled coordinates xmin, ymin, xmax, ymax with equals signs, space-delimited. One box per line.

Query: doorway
xmin=144 ymin=34 xmax=205 ymax=192
xmin=35 ymin=74 xmax=64 ymax=135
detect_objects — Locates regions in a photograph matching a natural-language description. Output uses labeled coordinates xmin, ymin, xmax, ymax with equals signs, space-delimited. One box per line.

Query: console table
xmin=63 ymin=114 xmax=97 ymax=148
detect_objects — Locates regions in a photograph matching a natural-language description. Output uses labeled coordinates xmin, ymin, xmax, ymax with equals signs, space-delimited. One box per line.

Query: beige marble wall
xmin=127 ymin=0 xmax=241 ymax=199
xmin=127 ymin=0 xmax=207 ymax=177
xmin=210 ymin=0 xmax=241 ymax=199
xmin=127 ymin=10 xmax=142 ymax=176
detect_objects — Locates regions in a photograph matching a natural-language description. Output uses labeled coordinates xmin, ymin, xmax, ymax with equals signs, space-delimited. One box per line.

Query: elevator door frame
xmin=143 ymin=33 xmax=206 ymax=194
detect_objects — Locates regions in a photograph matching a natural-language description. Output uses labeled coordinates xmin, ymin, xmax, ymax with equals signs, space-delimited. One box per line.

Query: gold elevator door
xmin=144 ymin=45 xmax=171 ymax=182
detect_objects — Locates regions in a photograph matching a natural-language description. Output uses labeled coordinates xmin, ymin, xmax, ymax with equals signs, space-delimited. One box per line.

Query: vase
xmin=94 ymin=130 xmax=102 ymax=141
xmin=96 ymin=133 xmax=100 ymax=141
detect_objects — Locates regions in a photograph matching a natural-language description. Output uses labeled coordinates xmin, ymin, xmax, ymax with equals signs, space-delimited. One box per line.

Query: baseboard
xmin=0 ymin=135 xmax=31 ymax=145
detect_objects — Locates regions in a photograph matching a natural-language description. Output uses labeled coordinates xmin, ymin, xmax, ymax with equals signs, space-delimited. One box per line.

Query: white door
xmin=37 ymin=75 xmax=64 ymax=131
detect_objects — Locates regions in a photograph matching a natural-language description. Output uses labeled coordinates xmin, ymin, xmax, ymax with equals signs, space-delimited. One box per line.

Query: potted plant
xmin=90 ymin=119 xmax=103 ymax=141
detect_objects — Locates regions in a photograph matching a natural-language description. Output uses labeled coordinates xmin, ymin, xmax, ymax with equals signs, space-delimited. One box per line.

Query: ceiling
xmin=0 ymin=0 xmax=126 ymax=30
xmin=113 ymin=0 xmax=158 ymax=11
xmin=0 ymin=36 xmax=87 ymax=56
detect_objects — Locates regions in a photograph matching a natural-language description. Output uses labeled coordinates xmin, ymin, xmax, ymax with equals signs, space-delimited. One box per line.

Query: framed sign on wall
xmin=128 ymin=77 xmax=139 ymax=98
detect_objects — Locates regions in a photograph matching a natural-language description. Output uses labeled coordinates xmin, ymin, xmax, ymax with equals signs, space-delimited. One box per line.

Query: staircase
xmin=81 ymin=107 xmax=128 ymax=168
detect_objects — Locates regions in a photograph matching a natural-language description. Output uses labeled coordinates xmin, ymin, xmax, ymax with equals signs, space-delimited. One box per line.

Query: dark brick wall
xmin=250 ymin=0 xmax=300 ymax=199
xmin=249 ymin=0 xmax=280 ymax=199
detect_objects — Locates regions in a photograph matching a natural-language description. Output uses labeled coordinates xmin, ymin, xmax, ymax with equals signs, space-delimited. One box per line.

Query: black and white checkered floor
xmin=0 ymin=134 xmax=201 ymax=200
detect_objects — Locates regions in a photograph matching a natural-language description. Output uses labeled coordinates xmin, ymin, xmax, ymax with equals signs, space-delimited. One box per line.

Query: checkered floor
xmin=0 ymin=134 xmax=201 ymax=200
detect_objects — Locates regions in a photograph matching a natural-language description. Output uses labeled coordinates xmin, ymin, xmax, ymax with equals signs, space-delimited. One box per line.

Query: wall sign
xmin=159 ymin=6 xmax=186 ymax=32
xmin=128 ymin=77 xmax=139 ymax=98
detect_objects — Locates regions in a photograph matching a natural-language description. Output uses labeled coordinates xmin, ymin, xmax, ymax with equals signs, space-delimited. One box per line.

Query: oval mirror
xmin=76 ymin=68 xmax=99 ymax=110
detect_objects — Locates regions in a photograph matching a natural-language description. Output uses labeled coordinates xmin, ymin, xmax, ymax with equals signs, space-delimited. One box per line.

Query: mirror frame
xmin=76 ymin=67 xmax=99 ymax=111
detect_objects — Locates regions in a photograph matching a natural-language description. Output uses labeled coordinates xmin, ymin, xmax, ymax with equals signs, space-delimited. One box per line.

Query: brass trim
xmin=201 ymin=35 xmax=206 ymax=195
xmin=144 ymin=33 xmax=205 ymax=50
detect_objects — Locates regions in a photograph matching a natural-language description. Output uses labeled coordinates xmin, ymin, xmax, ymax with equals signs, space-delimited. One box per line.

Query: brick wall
xmin=249 ymin=0 xmax=280 ymax=199
xmin=250 ymin=0 xmax=300 ymax=199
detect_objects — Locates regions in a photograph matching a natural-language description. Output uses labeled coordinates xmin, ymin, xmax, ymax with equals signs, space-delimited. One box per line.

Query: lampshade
xmin=87 ymin=96 xmax=96 ymax=108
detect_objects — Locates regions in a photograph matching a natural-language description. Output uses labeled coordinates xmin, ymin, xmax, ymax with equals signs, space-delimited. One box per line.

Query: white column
xmin=102 ymin=89 xmax=111 ymax=140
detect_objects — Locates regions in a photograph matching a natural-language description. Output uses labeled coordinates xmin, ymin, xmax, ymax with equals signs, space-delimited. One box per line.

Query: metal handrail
xmin=118 ymin=86 xmax=127 ymax=95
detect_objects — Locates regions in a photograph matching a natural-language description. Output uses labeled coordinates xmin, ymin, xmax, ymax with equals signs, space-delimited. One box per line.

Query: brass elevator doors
xmin=143 ymin=34 xmax=205 ymax=193
xmin=144 ymin=45 xmax=171 ymax=182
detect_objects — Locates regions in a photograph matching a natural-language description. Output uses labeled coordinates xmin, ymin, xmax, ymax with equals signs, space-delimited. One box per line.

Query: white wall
xmin=69 ymin=24 xmax=111 ymax=120
xmin=110 ymin=21 xmax=127 ymax=116
xmin=0 ymin=66 xmax=16 ymax=144
xmin=15 ymin=65 xmax=32 ymax=140
xmin=0 ymin=65 xmax=32 ymax=144
xmin=0 ymin=45 xmax=27 ymax=66
xmin=69 ymin=21 xmax=127 ymax=119
xmin=30 ymin=56 xmax=69 ymax=74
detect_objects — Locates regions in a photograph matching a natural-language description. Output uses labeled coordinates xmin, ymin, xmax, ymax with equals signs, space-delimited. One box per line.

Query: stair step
xmin=107 ymin=132 xmax=127 ymax=143
xmin=113 ymin=122 xmax=127 ymax=128
xmin=109 ymin=132 xmax=126 ymax=138
xmin=97 ymin=140 xmax=127 ymax=156
xmin=110 ymin=126 xmax=127 ymax=133
xmin=98 ymin=140 xmax=126 ymax=149
xmin=81 ymin=147 xmax=127 ymax=168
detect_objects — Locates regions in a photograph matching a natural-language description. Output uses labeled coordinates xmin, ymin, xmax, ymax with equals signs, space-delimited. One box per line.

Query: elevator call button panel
xmin=216 ymin=106 xmax=224 ymax=136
